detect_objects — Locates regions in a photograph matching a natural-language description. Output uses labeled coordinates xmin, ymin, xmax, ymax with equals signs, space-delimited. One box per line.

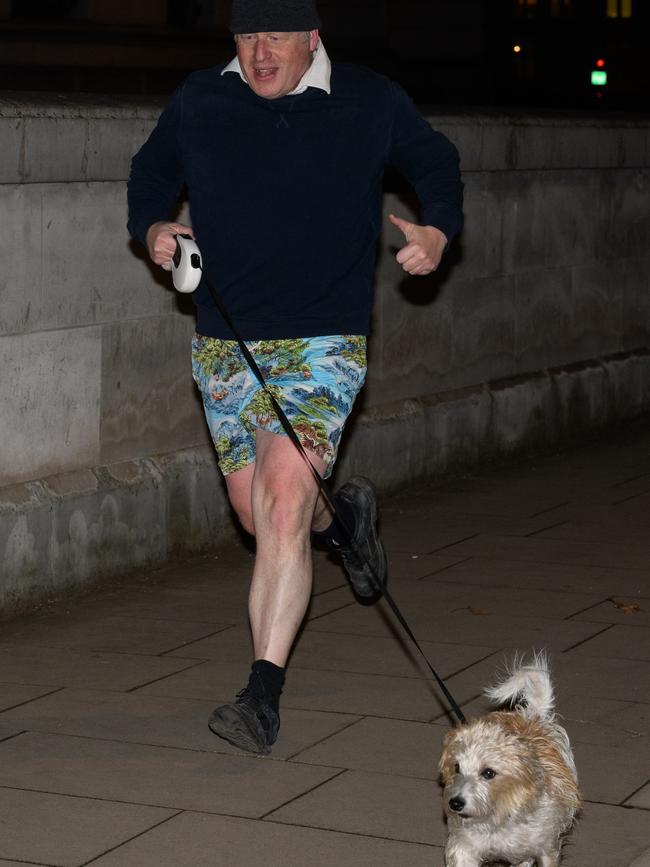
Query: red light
xmin=596 ymin=58 xmax=605 ymax=68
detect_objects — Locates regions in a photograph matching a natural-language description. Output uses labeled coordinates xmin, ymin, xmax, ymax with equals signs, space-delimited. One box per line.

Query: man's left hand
xmin=389 ymin=214 xmax=448 ymax=276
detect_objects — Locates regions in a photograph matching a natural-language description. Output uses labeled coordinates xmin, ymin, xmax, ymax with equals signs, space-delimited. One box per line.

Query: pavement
xmin=0 ymin=423 xmax=649 ymax=867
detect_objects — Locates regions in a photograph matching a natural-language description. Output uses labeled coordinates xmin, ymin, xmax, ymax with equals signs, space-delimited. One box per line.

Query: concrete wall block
xmin=448 ymin=275 xmax=516 ymax=389
xmin=0 ymin=447 xmax=238 ymax=616
xmin=0 ymin=182 xmax=175 ymax=335
xmin=570 ymin=262 xmax=622 ymax=360
xmin=40 ymin=182 xmax=174 ymax=331
xmin=515 ymin=125 xmax=599 ymax=171
xmin=446 ymin=123 xmax=484 ymax=174
xmin=0 ymin=184 xmax=43 ymax=336
xmin=447 ymin=173 xmax=495 ymax=281
xmin=23 ymin=117 xmax=88 ymax=183
xmin=620 ymin=257 xmax=650 ymax=349
xmin=152 ymin=446 xmax=235 ymax=556
xmin=551 ymin=364 xmax=610 ymax=435
xmin=541 ymin=172 xmax=599 ymax=269
xmin=100 ymin=315 xmax=209 ymax=465
xmin=488 ymin=375 xmax=558 ymax=453
xmin=514 ymin=268 xmax=574 ymax=372
xmin=368 ymin=271 xmax=454 ymax=406
xmin=423 ymin=388 xmax=492 ymax=473
xmin=336 ymin=400 xmax=430 ymax=490
xmin=0 ymin=327 xmax=102 ymax=488
xmin=607 ymin=354 xmax=650 ymax=419
xmin=0 ymin=116 xmax=23 ymax=183
xmin=479 ymin=122 xmax=515 ymax=172
xmin=499 ymin=173 xmax=548 ymax=273
xmin=85 ymin=117 xmax=157 ymax=181
xmin=0 ymin=463 xmax=167 ymax=614
xmin=616 ymin=126 xmax=648 ymax=168
xmin=598 ymin=169 xmax=650 ymax=261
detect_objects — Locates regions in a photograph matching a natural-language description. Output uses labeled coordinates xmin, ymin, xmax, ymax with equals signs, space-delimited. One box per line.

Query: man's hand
xmin=389 ymin=213 xmax=448 ymax=276
xmin=146 ymin=221 xmax=194 ymax=271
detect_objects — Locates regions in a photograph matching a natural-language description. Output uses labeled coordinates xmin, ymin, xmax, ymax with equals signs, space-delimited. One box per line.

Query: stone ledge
xmin=1 ymin=99 xmax=648 ymax=184
xmin=3 ymin=350 xmax=650 ymax=618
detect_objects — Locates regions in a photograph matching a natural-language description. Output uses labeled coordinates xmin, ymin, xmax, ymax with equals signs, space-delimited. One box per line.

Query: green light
xmin=591 ymin=70 xmax=607 ymax=86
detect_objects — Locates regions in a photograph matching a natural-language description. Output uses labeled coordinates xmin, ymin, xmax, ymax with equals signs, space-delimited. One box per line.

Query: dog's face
xmin=439 ymin=719 xmax=544 ymax=825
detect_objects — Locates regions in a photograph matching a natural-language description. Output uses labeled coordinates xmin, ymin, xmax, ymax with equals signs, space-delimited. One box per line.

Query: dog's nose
xmin=448 ymin=796 xmax=465 ymax=813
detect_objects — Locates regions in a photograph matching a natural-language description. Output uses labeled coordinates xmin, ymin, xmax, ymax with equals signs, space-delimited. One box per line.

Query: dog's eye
xmin=481 ymin=767 xmax=497 ymax=780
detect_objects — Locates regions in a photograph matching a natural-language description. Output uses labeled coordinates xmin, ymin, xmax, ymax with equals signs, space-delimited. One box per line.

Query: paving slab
xmin=0 ymin=643 xmax=203 ymax=691
xmin=86 ymin=811 xmax=444 ymax=867
xmin=0 ymin=861 xmax=46 ymax=866
xmin=563 ymin=802 xmax=650 ymax=867
xmin=292 ymin=716 xmax=448 ymax=779
xmin=571 ymin=738 xmax=650 ymax=804
xmin=0 ymin=613 xmax=230 ymax=655
xmin=552 ymin=654 xmax=650 ymax=704
xmin=441 ymin=533 xmax=650 ymax=571
xmin=76 ymin=584 xmax=250 ymax=624
xmin=0 ymin=687 xmax=361 ymax=761
xmin=0 ymin=724 xmax=22 ymax=741
xmin=138 ymin=657 xmax=458 ymax=721
xmin=571 ymin=597 xmax=650 ymax=628
xmin=1 ymin=423 xmax=650 ymax=862
xmin=0 ymin=682 xmax=61 ymax=711
xmin=626 ymin=783 xmax=650 ymax=809
xmin=385 ymin=550 xmax=471 ymax=580
xmin=571 ymin=624 xmax=650 ymax=660
xmin=165 ymin=621 xmax=494 ymax=681
xmin=305 ymin=602 xmax=604 ymax=652
xmin=0 ymin=732 xmax=341 ymax=817
xmin=626 ymin=849 xmax=650 ymax=867
xmin=0 ymin=787 xmax=175 ymax=867
xmin=536 ymin=519 xmax=650 ymax=548
xmin=268 ymin=768 xmax=447 ymax=846
xmin=424 ymin=555 xmax=648 ymax=595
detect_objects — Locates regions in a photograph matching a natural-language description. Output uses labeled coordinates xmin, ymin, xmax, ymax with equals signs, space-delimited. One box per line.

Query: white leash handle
xmin=172 ymin=234 xmax=203 ymax=293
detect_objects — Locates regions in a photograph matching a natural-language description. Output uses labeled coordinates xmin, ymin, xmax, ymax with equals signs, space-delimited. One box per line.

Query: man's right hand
xmin=146 ymin=221 xmax=194 ymax=270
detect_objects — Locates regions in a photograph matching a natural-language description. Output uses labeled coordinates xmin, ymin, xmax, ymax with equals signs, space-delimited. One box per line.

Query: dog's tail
xmin=484 ymin=651 xmax=555 ymax=720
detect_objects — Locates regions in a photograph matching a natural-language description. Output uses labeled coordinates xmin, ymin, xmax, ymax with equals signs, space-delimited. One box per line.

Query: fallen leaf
xmin=610 ymin=598 xmax=642 ymax=615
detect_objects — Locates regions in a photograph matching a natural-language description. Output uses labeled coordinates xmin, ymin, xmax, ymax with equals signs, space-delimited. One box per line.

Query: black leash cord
xmin=204 ymin=279 xmax=466 ymax=726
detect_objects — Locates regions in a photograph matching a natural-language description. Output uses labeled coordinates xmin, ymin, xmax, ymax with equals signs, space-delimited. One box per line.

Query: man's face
xmin=236 ymin=30 xmax=319 ymax=99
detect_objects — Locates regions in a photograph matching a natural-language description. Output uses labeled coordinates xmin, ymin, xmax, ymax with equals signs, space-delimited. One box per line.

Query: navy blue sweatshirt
xmin=127 ymin=62 xmax=463 ymax=339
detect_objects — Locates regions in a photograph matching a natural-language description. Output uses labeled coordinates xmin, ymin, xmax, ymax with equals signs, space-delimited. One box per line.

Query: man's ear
xmin=308 ymin=29 xmax=319 ymax=51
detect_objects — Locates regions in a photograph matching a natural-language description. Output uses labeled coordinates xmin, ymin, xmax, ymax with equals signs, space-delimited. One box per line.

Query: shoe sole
xmin=208 ymin=706 xmax=272 ymax=756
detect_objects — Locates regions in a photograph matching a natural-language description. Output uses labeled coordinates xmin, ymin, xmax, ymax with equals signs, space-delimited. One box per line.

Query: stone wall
xmin=1 ymin=92 xmax=649 ymax=614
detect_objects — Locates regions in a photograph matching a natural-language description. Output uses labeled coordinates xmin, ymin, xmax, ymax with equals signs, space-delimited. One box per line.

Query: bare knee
xmin=255 ymin=480 xmax=314 ymax=540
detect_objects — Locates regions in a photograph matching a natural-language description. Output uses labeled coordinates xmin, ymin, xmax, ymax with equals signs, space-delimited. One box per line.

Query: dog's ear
xmin=439 ymin=729 xmax=460 ymax=781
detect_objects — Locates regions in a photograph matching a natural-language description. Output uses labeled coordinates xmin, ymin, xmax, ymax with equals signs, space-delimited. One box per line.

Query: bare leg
xmin=226 ymin=428 xmax=329 ymax=666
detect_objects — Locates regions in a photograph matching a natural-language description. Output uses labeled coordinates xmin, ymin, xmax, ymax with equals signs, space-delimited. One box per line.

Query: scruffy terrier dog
xmin=439 ymin=654 xmax=581 ymax=867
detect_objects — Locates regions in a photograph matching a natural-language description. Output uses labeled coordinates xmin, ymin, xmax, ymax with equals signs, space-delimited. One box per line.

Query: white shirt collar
xmin=221 ymin=38 xmax=331 ymax=96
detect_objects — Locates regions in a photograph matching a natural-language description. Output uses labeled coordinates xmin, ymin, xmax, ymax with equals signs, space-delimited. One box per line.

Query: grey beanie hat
xmin=230 ymin=0 xmax=321 ymax=33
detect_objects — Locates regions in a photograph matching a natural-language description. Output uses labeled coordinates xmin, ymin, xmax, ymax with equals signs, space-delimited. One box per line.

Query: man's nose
xmin=254 ymin=37 xmax=271 ymax=60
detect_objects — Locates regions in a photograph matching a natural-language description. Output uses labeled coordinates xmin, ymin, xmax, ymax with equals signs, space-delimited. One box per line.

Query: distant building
xmin=0 ymin=0 xmax=646 ymax=110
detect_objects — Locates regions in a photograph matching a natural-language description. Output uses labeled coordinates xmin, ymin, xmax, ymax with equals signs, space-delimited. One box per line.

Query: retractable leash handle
xmin=171 ymin=241 xmax=466 ymax=725
xmin=172 ymin=234 xmax=203 ymax=293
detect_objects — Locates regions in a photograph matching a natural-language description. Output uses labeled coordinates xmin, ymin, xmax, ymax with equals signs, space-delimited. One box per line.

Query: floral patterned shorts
xmin=192 ymin=334 xmax=367 ymax=477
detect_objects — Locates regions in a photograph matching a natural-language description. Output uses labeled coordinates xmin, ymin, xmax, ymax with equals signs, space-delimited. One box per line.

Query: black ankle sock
xmin=313 ymin=493 xmax=357 ymax=549
xmin=247 ymin=660 xmax=285 ymax=713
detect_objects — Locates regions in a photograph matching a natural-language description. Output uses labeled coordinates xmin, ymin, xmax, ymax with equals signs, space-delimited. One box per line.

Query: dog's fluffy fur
xmin=439 ymin=653 xmax=580 ymax=867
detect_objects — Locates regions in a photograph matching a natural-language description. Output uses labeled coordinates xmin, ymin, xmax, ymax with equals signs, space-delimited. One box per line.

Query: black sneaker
xmin=334 ymin=476 xmax=387 ymax=599
xmin=208 ymin=689 xmax=279 ymax=756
